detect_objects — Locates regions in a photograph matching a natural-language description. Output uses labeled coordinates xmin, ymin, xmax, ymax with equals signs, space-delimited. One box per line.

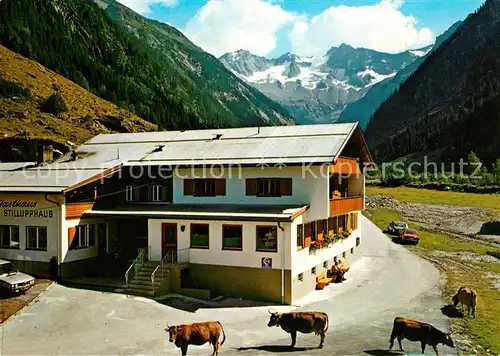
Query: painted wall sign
xmin=261 ymin=257 xmax=272 ymax=269
xmin=0 ymin=200 xmax=37 ymax=208
xmin=0 ymin=199 xmax=54 ymax=218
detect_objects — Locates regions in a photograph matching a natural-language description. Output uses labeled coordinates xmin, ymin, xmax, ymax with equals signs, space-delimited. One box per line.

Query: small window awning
xmin=83 ymin=203 xmax=309 ymax=222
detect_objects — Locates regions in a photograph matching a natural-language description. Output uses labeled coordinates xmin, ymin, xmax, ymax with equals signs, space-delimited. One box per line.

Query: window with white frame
xmin=26 ymin=226 xmax=47 ymax=251
xmin=151 ymin=185 xmax=163 ymax=202
xmin=70 ymin=225 xmax=96 ymax=249
xmin=125 ymin=186 xmax=135 ymax=202
xmin=0 ymin=225 xmax=20 ymax=249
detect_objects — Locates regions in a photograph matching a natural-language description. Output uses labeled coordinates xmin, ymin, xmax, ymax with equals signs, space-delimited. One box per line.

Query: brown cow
xmin=166 ymin=321 xmax=226 ymax=356
xmin=452 ymin=286 xmax=477 ymax=318
xmin=267 ymin=310 xmax=329 ymax=349
xmin=388 ymin=317 xmax=455 ymax=355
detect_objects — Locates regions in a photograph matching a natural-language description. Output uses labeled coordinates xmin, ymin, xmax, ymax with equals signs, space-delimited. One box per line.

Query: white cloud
xmin=117 ymin=0 xmax=178 ymax=15
xmin=185 ymin=0 xmax=294 ymax=57
xmin=289 ymin=0 xmax=434 ymax=56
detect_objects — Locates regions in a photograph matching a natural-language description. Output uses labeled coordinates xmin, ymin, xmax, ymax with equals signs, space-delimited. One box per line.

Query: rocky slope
xmin=0 ymin=0 xmax=293 ymax=131
xmin=220 ymin=45 xmax=429 ymax=124
xmin=0 ymin=44 xmax=155 ymax=161
xmin=366 ymin=0 xmax=500 ymax=165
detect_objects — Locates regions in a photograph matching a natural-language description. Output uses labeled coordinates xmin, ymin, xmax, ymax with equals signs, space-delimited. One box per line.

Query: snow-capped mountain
xmin=219 ymin=44 xmax=431 ymax=124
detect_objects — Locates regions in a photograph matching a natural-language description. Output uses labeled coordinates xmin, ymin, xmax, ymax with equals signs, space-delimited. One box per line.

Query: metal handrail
xmin=150 ymin=248 xmax=191 ymax=294
xmin=151 ymin=250 xmax=172 ymax=294
xmin=125 ymin=255 xmax=140 ymax=287
xmin=125 ymin=247 xmax=149 ymax=287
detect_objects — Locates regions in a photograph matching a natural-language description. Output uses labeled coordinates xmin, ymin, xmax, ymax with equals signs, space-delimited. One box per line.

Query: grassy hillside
xmin=0 ymin=44 xmax=155 ymax=157
xmin=0 ymin=0 xmax=292 ymax=131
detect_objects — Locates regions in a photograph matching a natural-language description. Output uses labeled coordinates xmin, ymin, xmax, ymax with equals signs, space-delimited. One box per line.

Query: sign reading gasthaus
xmin=0 ymin=199 xmax=55 ymax=218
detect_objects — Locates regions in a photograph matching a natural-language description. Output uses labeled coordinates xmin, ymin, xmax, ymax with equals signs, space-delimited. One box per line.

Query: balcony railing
xmin=329 ymin=196 xmax=364 ymax=216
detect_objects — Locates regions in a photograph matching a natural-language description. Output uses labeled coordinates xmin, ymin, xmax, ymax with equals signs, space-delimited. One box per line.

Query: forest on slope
xmin=366 ymin=0 xmax=500 ymax=165
xmin=0 ymin=0 xmax=292 ymax=132
xmin=0 ymin=44 xmax=155 ymax=161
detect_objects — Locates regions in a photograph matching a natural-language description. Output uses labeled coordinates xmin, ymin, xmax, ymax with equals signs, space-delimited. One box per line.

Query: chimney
xmin=42 ymin=145 xmax=54 ymax=164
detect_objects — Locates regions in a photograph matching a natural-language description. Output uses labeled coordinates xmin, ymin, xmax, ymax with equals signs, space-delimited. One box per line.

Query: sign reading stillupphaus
xmin=0 ymin=199 xmax=54 ymax=218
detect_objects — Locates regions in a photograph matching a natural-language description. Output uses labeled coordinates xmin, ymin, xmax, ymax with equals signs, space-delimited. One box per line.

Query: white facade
xmin=0 ymin=193 xmax=62 ymax=264
xmin=149 ymin=219 xmax=292 ymax=270
xmin=173 ymin=166 xmax=329 ymax=221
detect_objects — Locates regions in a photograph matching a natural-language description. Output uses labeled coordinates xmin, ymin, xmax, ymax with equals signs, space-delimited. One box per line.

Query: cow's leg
xmin=388 ymin=336 xmax=395 ymax=350
xmin=318 ymin=332 xmax=325 ymax=349
xmin=472 ymin=306 xmax=476 ymax=318
xmin=421 ymin=341 xmax=426 ymax=354
xmin=212 ymin=341 xmax=220 ymax=356
xmin=397 ymin=337 xmax=404 ymax=352
xmin=290 ymin=331 xmax=297 ymax=348
xmin=180 ymin=344 xmax=188 ymax=356
xmin=432 ymin=345 xmax=439 ymax=355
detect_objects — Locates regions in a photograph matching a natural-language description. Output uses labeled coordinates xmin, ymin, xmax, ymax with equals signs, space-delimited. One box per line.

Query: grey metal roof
xmin=0 ymin=162 xmax=37 ymax=171
xmin=0 ymin=123 xmax=360 ymax=193
xmin=84 ymin=203 xmax=309 ymax=222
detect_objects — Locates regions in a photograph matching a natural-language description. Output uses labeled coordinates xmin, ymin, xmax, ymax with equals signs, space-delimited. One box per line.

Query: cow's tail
xmin=324 ymin=313 xmax=329 ymax=333
xmin=218 ymin=321 xmax=226 ymax=346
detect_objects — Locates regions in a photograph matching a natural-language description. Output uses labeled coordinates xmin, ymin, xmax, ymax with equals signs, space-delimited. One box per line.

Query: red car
xmin=397 ymin=228 xmax=421 ymax=245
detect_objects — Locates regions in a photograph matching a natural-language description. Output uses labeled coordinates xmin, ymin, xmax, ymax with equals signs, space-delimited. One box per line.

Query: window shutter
xmin=354 ymin=213 xmax=358 ymax=230
xmin=281 ymin=178 xmax=292 ymax=196
xmin=304 ymin=222 xmax=311 ymax=248
xmin=184 ymin=179 xmax=194 ymax=196
xmin=317 ymin=220 xmax=324 ymax=240
xmin=161 ymin=185 xmax=168 ymax=201
xmin=68 ymin=227 xmax=76 ymax=247
xmin=214 ymin=179 xmax=226 ymax=196
xmin=328 ymin=217 xmax=334 ymax=235
xmin=246 ymin=179 xmax=257 ymax=196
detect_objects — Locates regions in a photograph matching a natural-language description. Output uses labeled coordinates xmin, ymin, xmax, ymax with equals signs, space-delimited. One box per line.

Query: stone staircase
xmin=125 ymin=261 xmax=168 ymax=297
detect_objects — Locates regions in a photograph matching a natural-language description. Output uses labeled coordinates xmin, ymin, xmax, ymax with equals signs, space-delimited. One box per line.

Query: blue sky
xmin=117 ymin=0 xmax=485 ymax=58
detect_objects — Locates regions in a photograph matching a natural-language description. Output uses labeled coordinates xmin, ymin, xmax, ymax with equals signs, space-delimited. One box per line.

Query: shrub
xmin=40 ymin=92 xmax=68 ymax=115
xmin=0 ymin=75 xmax=30 ymax=98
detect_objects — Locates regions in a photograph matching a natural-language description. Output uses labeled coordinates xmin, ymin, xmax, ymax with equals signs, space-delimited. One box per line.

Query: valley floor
xmin=0 ymin=217 xmax=454 ymax=355
xmin=365 ymin=186 xmax=500 ymax=355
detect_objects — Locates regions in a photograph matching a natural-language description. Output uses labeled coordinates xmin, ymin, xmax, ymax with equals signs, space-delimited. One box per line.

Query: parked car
xmin=397 ymin=228 xmax=421 ymax=245
xmin=0 ymin=259 xmax=35 ymax=294
xmin=387 ymin=221 xmax=409 ymax=235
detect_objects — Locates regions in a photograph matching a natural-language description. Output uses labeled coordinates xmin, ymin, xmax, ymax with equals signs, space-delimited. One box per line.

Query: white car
xmin=0 ymin=259 xmax=35 ymax=294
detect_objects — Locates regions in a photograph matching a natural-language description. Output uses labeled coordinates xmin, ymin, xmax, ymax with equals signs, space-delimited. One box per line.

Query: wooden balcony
xmin=329 ymin=196 xmax=364 ymax=216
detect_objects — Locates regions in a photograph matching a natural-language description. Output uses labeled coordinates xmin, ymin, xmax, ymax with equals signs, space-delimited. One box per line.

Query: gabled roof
xmin=0 ymin=123 xmax=370 ymax=193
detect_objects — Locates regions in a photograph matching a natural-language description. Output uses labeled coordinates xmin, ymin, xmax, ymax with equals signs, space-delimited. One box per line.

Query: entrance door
xmin=162 ymin=223 xmax=177 ymax=262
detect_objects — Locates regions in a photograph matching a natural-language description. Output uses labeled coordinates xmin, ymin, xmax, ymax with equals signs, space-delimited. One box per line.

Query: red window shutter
xmin=280 ymin=178 xmax=292 ymax=196
xmin=246 ymin=179 xmax=257 ymax=196
xmin=68 ymin=227 xmax=76 ymax=247
xmin=184 ymin=179 xmax=194 ymax=196
xmin=214 ymin=179 xmax=226 ymax=196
